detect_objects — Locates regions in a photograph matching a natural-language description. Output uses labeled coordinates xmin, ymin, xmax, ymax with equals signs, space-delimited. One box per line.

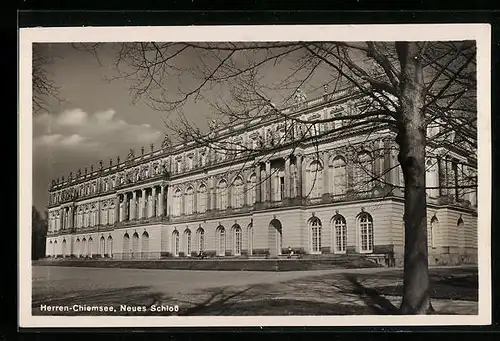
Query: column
xmin=227 ymin=179 xmax=232 ymax=207
xmin=139 ymin=189 xmax=144 ymax=218
xmin=130 ymin=191 xmax=137 ymax=220
xmin=151 ymin=187 xmax=157 ymax=217
xmin=114 ymin=196 xmax=120 ymax=223
xmin=68 ymin=206 xmax=73 ymax=229
xmin=243 ymin=172 xmax=248 ymax=206
xmin=296 ymin=153 xmax=303 ymax=198
xmin=383 ymin=140 xmax=392 ymax=185
xmin=159 ymin=185 xmax=165 ymax=217
xmin=255 ymin=163 xmax=261 ymax=202
xmin=322 ymin=151 xmax=329 ymax=195
xmin=193 ymin=183 xmax=197 ymax=213
xmin=120 ymin=193 xmax=126 ymax=221
xmin=284 ymin=158 xmax=290 ymax=199
xmin=438 ymin=157 xmax=447 ymax=196
xmin=60 ymin=208 xmax=65 ymax=230
xmin=265 ymin=160 xmax=271 ymax=201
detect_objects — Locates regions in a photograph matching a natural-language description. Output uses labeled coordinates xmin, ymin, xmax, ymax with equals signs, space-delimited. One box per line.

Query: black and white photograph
xmin=19 ymin=25 xmax=491 ymax=327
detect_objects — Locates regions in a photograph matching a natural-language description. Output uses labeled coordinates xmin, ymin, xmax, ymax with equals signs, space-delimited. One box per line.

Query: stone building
xmin=45 ymin=87 xmax=478 ymax=266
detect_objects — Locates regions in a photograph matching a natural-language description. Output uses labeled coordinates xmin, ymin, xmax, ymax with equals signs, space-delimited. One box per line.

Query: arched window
xmin=196 ymin=227 xmax=205 ymax=252
xmin=88 ymin=237 xmax=94 ymax=258
xmin=331 ymin=156 xmax=347 ymax=195
xmin=172 ymin=230 xmax=180 ymax=257
xmin=216 ymin=226 xmax=226 ymax=256
xmin=232 ymin=177 xmax=244 ymax=208
xmin=426 ymin=159 xmax=439 ymax=198
xmin=173 ymin=188 xmax=182 ymax=216
xmin=131 ymin=233 xmax=139 ymax=259
xmin=62 ymin=239 xmax=67 ymax=257
xmin=233 ymin=225 xmax=242 ymax=256
xmin=310 ymin=217 xmax=322 ymax=254
xmin=430 ymin=216 xmax=438 ymax=248
xmin=123 ymin=233 xmax=130 ymax=260
xmin=107 ymin=236 xmax=113 ymax=258
xmin=247 ymin=224 xmax=254 ymax=255
xmin=359 ymin=213 xmax=374 ymax=253
xmin=197 ymin=184 xmax=207 ymax=213
xmin=307 ymin=160 xmax=323 ymax=198
xmin=75 ymin=238 xmax=81 ymax=257
xmin=217 ymin=180 xmax=228 ymax=210
xmin=457 ymin=217 xmax=465 ymax=248
xmin=101 ymin=204 xmax=108 ymax=225
xmin=184 ymin=229 xmax=192 ymax=256
xmin=82 ymin=238 xmax=87 ymax=257
xmin=200 ymin=151 xmax=207 ymax=167
xmin=356 ymin=152 xmax=373 ymax=192
xmin=185 ymin=186 xmax=194 ymax=215
xmin=142 ymin=231 xmax=149 ymax=259
xmin=186 ymin=156 xmax=194 ymax=170
xmin=247 ymin=173 xmax=257 ymax=205
xmin=100 ymin=236 xmax=106 ymax=257
xmin=332 ymin=215 xmax=347 ymax=253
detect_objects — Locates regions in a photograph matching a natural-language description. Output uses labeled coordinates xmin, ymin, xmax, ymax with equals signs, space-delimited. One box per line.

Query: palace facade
xmin=45 ymin=87 xmax=478 ymax=266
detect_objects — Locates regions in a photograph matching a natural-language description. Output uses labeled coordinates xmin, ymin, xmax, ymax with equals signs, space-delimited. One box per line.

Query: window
xmin=232 ymin=177 xmax=244 ymax=208
xmin=333 ymin=215 xmax=347 ymax=253
xmin=197 ymin=228 xmax=205 ymax=252
xmin=185 ymin=186 xmax=194 ymax=215
xmin=247 ymin=224 xmax=253 ymax=255
xmin=247 ymin=173 xmax=257 ymax=205
xmin=217 ymin=180 xmax=228 ymax=210
xmin=310 ymin=217 xmax=322 ymax=254
xmin=172 ymin=230 xmax=180 ymax=256
xmin=187 ymin=156 xmax=193 ymax=170
xmin=173 ymin=188 xmax=182 ymax=216
xmin=426 ymin=159 xmax=439 ymax=198
xmin=100 ymin=237 xmax=106 ymax=257
xmin=280 ymin=175 xmax=285 ymax=200
xmin=131 ymin=233 xmax=139 ymax=258
xmin=184 ymin=229 xmax=192 ymax=256
xmin=216 ymin=226 xmax=226 ymax=256
xmin=197 ymin=184 xmax=207 ymax=213
xmin=101 ymin=205 xmax=108 ymax=225
xmin=430 ymin=216 xmax=438 ymax=248
xmin=142 ymin=231 xmax=149 ymax=259
xmin=107 ymin=236 xmax=113 ymax=258
xmin=123 ymin=234 xmax=130 ymax=260
xmin=331 ymin=156 xmax=347 ymax=195
xmin=233 ymin=226 xmax=242 ymax=255
xmin=200 ymin=151 xmax=207 ymax=167
xmin=359 ymin=213 xmax=374 ymax=253
xmin=307 ymin=160 xmax=323 ymax=198
xmin=356 ymin=152 xmax=373 ymax=192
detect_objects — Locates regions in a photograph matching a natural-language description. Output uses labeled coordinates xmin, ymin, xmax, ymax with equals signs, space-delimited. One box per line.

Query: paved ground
xmin=32 ymin=265 xmax=478 ymax=316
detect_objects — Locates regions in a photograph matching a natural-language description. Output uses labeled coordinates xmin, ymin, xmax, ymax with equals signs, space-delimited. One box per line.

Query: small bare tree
xmin=78 ymin=40 xmax=477 ymax=314
xmin=32 ymin=45 xmax=61 ymax=114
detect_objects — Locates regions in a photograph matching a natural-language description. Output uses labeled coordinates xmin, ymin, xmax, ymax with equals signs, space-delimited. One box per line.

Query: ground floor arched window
xmin=216 ymin=226 xmax=226 ymax=256
xmin=332 ymin=215 xmax=347 ymax=253
xmin=142 ymin=231 xmax=149 ymax=259
xmin=100 ymin=236 xmax=106 ymax=257
xmin=233 ymin=226 xmax=242 ymax=256
xmin=309 ymin=217 xmax=322 ymax=254
xmin=196 ymin=228 xmax=205 ymax=252
xmin=107 ymin=236 xmax=113 ymax=258
xmin=184 ymin=229 xmax=192 ymax=256
xmin=359 ymin=213 xmax=374 ymax=253
xmin=123 ymin=234 xmax=130 ymax=260
xmin=172 ymin=230 xmax=180 ymax=257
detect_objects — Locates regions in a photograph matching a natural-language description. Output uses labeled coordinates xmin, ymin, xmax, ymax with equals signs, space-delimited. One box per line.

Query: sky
xmin=32 ymin=43 xmax=340 ymax=213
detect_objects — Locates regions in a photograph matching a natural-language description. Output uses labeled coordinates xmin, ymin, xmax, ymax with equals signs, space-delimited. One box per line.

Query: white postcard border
xmin=19 ymin=24 xmax=492 ymax=328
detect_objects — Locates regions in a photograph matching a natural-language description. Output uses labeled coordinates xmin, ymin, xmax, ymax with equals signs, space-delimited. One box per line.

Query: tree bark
xmin=396 ymin=42 xmax=434 ymax=314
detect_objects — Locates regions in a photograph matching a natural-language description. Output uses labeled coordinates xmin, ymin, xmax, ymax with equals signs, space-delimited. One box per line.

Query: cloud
xmin=57 ymin=108 xmax=88 ymax=126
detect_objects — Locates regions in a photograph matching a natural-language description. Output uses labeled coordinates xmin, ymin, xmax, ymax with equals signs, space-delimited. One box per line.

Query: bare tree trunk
xmin=396 ymin=42 xmax=434 ymax=314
